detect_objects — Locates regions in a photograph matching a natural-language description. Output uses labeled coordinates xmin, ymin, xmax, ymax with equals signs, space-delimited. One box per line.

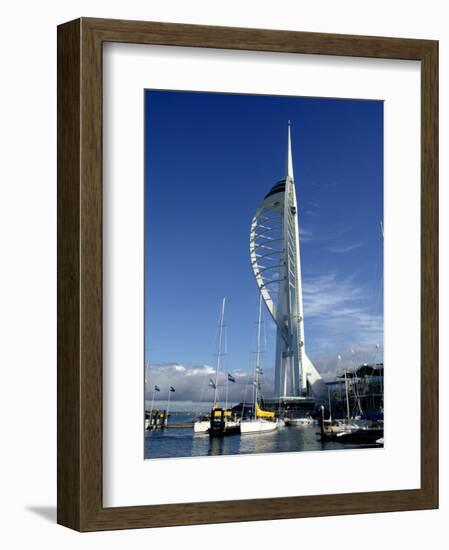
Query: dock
xmin=145 ymin=409 xmax=194 ymax=430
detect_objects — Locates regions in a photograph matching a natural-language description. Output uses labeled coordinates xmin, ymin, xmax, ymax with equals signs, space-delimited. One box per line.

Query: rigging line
xmin=347 ymin=351 xmax=356 ymax=416
xmin=352 ymin=364 xmax=363 ymax=416
xmin=241 ymin=355 xmax=254 ymax=420
xmin=263 ymin=315 xmax=268 ymax=354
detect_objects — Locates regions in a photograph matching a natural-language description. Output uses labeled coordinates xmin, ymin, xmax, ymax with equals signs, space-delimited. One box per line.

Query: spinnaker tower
xmin=250 ymin=122 xmax=324 ymax=402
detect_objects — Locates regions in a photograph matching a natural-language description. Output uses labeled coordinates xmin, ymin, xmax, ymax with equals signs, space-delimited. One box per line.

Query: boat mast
xmin=254 ymin=295 xmax=263 ymax=420
xmin=213 ymin=297 xmax=226 ymax=407
xmin=344 ymin=368 xmax=351 ymax=421
xmin=352 ymin=348 xmax=364 ymax=416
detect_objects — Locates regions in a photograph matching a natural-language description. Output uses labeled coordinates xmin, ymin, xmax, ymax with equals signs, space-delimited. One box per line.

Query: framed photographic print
xmin=57 ymin=17 xmax=438 ymax=531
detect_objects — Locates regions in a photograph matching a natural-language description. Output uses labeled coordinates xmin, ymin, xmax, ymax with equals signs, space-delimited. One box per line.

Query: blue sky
xmin=144 ymin=90 xmax=383 ymax=399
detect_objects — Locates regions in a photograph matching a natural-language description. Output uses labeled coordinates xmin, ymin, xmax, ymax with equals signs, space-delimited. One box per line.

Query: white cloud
xmin=145 ymin=362 xmax=262 ymax=403
xmin=299 ymin=227 xmax=314 ymax=242
xmin=300 ymin=224 xmax=353 ymax=245
xmin=326 ymin=242 xmax=362 ymax=253
xmin=303 ymin=272 xmax=383 ymax=352
xmin=185 ymin=365 xmax=215 ymax=376
xmin=303 ymin=273 xmax=363 ymax=316
xmin=174 ymin=364 xmax=186 ymax=372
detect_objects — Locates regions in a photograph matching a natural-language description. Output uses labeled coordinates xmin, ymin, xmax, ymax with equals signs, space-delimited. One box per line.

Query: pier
xmin=145 ymin=409 xmax=167 ymax=430
xmin=145 ymin=410 xmax=193 ymax=430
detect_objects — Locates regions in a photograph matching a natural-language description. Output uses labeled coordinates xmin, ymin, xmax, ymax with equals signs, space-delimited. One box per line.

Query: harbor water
xmin=144 ymin=412 xmax=382 ymax=460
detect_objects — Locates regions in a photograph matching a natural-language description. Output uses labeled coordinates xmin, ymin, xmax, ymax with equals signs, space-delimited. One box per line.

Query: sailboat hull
xmin=240 ymin=419 xmax=278 ymax=434
xmin=209 ymin=420 xmax=240 ymax=437
xmin=193 ymin=420 xmax=210 ymax=433
xmin=284 ymin=417 xmax=317 ymax=426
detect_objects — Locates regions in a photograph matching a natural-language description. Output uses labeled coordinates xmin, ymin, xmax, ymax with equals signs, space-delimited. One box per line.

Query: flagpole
xmin=166 ymin=388 xmax=171 ymax=427
xmin=144 ymin=364 xmax=148 ymax=427
xmin=213 ymin=297 xmax=226 ymax=408
xmin=254 ymin=295 xmax=263 ymax=420
xmin=149 ymin=387 xmax=156 ymax=428
xmin=225 ymin=377 xmax=228 ymax=411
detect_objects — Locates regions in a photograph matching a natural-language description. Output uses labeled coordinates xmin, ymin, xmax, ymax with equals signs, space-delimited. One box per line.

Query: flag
xmin=227 ymin=373 xmax=235 ymax=383
xmin=169 ymin=386 xmax=175 ymax=392
xmin=154 ymin=385 xmax=160 ymax=392
xmin=209 ymin=379 xmax=216 ymax=389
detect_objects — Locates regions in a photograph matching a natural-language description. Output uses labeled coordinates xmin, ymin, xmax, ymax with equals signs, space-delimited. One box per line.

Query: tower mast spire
xmin=287 ymin=120 xmax=294 ymax=180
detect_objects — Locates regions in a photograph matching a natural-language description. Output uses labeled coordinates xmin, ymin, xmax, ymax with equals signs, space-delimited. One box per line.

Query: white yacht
xmin=193 ymin=298 xmax=239 ymax=435
xmin=193 ymin=416 xmax=211 ymax=434
xmin=240 ymin=296 xmax=279 ymax=435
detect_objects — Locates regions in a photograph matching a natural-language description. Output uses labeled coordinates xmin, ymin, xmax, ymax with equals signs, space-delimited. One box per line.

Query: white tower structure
xmin=250 ymin=122 xmax=323 ymax=399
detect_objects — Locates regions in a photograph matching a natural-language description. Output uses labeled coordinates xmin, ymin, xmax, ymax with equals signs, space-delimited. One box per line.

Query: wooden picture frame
xmin=57 ymin=17 xmax=438 ymax=531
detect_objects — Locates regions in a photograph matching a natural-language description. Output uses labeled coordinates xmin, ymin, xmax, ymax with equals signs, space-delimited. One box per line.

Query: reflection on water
xmin=144 ymin=416 xmax=378 ymax=460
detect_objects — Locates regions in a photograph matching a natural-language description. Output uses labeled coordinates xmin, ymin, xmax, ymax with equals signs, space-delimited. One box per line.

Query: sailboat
xmin=193 ymin=415 xmax=211 ymax=433
xmin=240 ymin=296 xmax=279 ymax=434
xmin=193 ymin=298 xmax=240 ymax=435
xmin=193 ymin=298 xmax=226 ymax=434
